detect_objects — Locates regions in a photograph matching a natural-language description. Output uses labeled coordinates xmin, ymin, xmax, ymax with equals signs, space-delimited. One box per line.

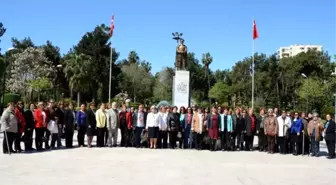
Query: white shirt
xmin=146 ymin=112 xmax=161 ymax=129
xmin=136 ymin=111 xmax=145 ymax=127
xmin=42 ymin=111 xmax=46 ymax=125
xmin=159 ymin=112 xmax=168 ymax=131
xmin=277 ymin=116 xmax=292 ymax=137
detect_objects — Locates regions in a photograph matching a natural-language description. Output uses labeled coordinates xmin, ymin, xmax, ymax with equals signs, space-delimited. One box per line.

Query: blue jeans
xmin=184 ymin=124 xmax=191 ymax=148
xmin=310 ymin=137 xmax=320 ymax=156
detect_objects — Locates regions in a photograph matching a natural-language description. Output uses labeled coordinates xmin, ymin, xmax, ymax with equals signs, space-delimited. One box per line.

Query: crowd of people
xmin=0 ymin=99 xmax=335 ymax=159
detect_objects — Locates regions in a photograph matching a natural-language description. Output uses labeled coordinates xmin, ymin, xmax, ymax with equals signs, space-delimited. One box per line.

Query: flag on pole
xmin=110 ymin=15 xmax=115 ymax=37
xmin=253 ymin=20 xmax=258 ymax=40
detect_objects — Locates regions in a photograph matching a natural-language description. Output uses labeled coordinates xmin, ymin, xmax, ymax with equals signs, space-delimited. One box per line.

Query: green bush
xmin=4 ymin=93 xmax=21 ymax=105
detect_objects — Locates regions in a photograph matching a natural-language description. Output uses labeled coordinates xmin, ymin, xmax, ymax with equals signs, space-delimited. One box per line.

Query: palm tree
xmin=202 ymin=52 xmax=213 ymax=105
xmin=63 ymin=53 xmax=93 ymax=107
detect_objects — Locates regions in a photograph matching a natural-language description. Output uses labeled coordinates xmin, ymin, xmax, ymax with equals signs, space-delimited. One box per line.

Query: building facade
xmin=277 ymin=45 xmax=322 ymax=59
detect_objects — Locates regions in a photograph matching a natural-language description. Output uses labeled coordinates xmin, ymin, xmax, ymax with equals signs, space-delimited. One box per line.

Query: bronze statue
xmin=175 ymin=39 xmax=188 ymax=70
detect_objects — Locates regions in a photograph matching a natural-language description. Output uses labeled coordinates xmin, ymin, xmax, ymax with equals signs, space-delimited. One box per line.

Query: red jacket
xmin=15 ymin=108 xmax=26 ymax=133
xmin=34 ymin=109 xmax=47 ymax=128
xmin=119 ymin=111 xmax=132 ymax=129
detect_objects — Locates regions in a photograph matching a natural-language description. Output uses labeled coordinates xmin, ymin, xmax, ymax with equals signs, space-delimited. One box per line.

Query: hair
xmin=89 ymin=102 xmax=96 ymax=106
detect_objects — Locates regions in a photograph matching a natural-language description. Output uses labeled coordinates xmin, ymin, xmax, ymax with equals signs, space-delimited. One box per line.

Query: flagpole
xmin=109 ymin=42 xmax=113 ymax=104
xmin=252 ymin=18 xmax=255 ymax=111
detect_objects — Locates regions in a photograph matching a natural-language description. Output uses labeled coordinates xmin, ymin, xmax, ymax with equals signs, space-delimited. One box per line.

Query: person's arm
xmin=275 ymin=118 xmax=279 ymax=136
xmin=145 ymin=113 xmax=150 ymax=130
xmin=191 ymin=114 xmax=195 ymax=132
xmin=0 ymin=110 xmax=9 ymax=129
xmin=95 ymin=110 xmax=100 ymax=128
xmin=127 ymin=113 xmax=132 ymax=129
xmin=76 ymin=111 xmax=81 ymax=126
xmin=298 ymin=119 xmax=303 ymax=135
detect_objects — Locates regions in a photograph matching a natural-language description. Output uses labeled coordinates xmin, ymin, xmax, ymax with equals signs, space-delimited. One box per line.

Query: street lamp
xmin=331 ymin=67 xmax=336 ymax=119
xmin=301 ymin=73 xmax=309 ymax=113
xmin=1 ymin=48 xmax=16 ymax=112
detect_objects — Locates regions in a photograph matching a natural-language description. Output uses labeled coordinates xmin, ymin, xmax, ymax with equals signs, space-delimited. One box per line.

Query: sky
xmin=0 ymin=0 xmax=335 ymax=73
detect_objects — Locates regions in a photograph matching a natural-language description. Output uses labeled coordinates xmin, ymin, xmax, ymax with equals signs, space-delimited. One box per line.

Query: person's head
xmin=138 ymin=104 xmax=144 ymax=112
xmin=224 ymin=108 xmax=228 ymax=115
xmin=308 ymin=113 xmax=313 ymax=118
xmin=192 ymin=105 xmax=196 ymax=112
xmin=287 ymin=112 xmax=291 ymax=117
xmin=217 ymin=106 xmax=222 ymax=113
xmin=180 ymin=106 xmax=185 ymax=114
xmin=313 ymin=113 xmax=319 ymax=121
xmin=150 ymin=105 xmax=157 ymax=113
xmin=80 ymin=104 xmax=86 ymax=111
xmin=130 ymin=107 xmax=134 ymax=113
xmin=294 ymin=112 xmax=299 ymax=119
xmin=205 ymin=107 xmax=209 ymax=113
xmin=301 ymin=112 xmax=306 ymax=118
xmin=274 ymin=107 xmax=278 ymax=113
xmin=111 ymin=102 xmax=117 ymax=109
xmin=17 ymin=101 xmax=23 ymax=109
xmin=89 ymin=103 xmax=95 ymax=110
xmin=187 ymin=107 xmax=192 ymax=114
xmin=100 ymin=103 xmax=106 ymax=111
xmin=107 ymin=104 xmax=111 ymax=109
xmin=180 ymin=38 xmax=185 ymax=44
xmin=122 ymin=104 xmax=127 ymax=112
xmin=326 ymin=114 xmax=331 ymax=121
xmin=268 ymin=108 xmax=273 ymax=116
xmin=166 ymin=106 xmax=171 ymax=113
xmin=7 ymin=102 xmax=15 ymax=111
xmin=69 ymin=103 xmax=74 ymax=110
xmin=29 ymin=103 xmax=35 ymax=111
xmin=235 ymin=108 xmax=240 ymax=115
xmin=48 ymin=99 xmax=55 ymax=108
xmin=242 ymin=109 xmax=246 ymax=116
xmin=281 ymin=110 xmax=286 ymax=118
xmin=37 ymin=102 xmax=44 ymax=111
xmin=143 ymin=107 xmax=147 ymax=112
xmin=160 ymin=106 xmax=166 ymax=113
xmin=260 ymin=108 xmax=265 ymax=115
xmin=211 ymin=106 xmax=217 ymax=113
xmin=197 ymin=107 xmax=202 ymax=114
xmin=248 ymin=108 xmax=253 ymax=116
xmin=58 ymin=101 xmax=64 ymax=109
xmin=172 ymin=106 xmax=178 ymax=113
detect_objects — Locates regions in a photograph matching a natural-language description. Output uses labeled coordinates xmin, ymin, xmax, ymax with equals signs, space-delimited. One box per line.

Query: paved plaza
xmin=0 ymin=133 xmax=335 ymax=185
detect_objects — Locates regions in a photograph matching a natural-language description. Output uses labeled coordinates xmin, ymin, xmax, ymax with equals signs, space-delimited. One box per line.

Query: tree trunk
xmin=77 ymin=92 xmax=80 ymax=108
xmin=70 ymin=88 xmax=73 ymax=100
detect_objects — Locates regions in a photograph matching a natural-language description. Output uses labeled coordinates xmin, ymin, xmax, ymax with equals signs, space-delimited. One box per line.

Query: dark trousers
xmin=291 ymin=134 xmax=302 ymax=155
xmin=44 ymin=128 xmax=50 ymax=149
xmin=310 ymin=137 xmax=320 ymax=156
xmin=158 ymin=130 xmax=168 ymax=148
xmin=326 ymin=140 xmax=335 ymax=158
xmin=169 ymin=131 xmax=178 ymax=148
xmin=194 ymin=132 xmax=203 ymax=149
xmin=220 ymin=131 xmax=231 ymax=150
xmin=304 ymin=135 xmax=310 ymax=154
xmin=277 ymin=137 xmax=286 ymax=154
xmin=24 ymin=128 xmax=34 ymax=150
xmin=125 ymin=129 xmax=133 ymax=147
xmin=210 ymin=139 xmax=217 ymax=151
xmin=65 ymin=131 xmax=74 ymax=148
xmin=178 ymin=131 xmax=184 ymax=148
xmin=236 ymin=132 xmax=244 ymax=150
xmin=97 ymin=128 xmax=106 ymax=147
xmin=104 ymin=128 xmax=108 ymax=146
xmin=2 ymin=132 xmax=15 ymax=153
xmin=183 ymin=125 xmax=191 ymax=148
xmin=77 ymin=126 xmax=86 ymax=146
xmin=50 ymin=133 xmax=58 ymax=148
xmin=57 ymin=125 xmax=62 ymax=147
xmin=15 ymin=133 xmax=22 ymax=151
xmin=135 ymin=127 xmax=144 ymax=147
xmin=35 ymin=128 xmax=45 ymax=150
xmin=258 ymin=129 xmax=267 ymax=151
xmin=267 ymin=135 xmax=276 ymax=153
xmin=231 ymin=132 xmax=237 ymax=150
xmin=245 ymin=134 xmax=254 ymax=151
xmin=120 ymin=125 xmax=126 ymax=147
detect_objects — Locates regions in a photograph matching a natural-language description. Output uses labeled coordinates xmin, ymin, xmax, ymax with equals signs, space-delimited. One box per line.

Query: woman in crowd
xmin=86 ymin=103 xmax=96 ymax=148
xmin=168 ymin=106 xmax=180 ymax=149
xmin=96 ymin=103 xmax=107 ymax=148
xmin=184 ymin=106 xmax=193 ymax=149
xmin=207 ymin=106 xmax=220 ymax=151
xmin=290 ymin=112 xmax=303 ymax=155
xmin=64 ymin=103 xmax=75 ymax=148
xmin=308 ymin=113 xmax=324 ymax=157
xmin=146 ymin=105 xmax=161 ymax=149
xmin=14 ymin=101 xmax=25 ymax=152
xmin=76 ymin=104 xmax=87 ymax=147
xmin=47 ymin=109 xmax=59 ymax=149
xmin=34 ymin=102 xmax=47 ymax=151
xmin=119 ymin=104 xmax=132 ymax=147
xmin=1 ymin=102 xmax=18 ymax=154
xmin=178 ymin=106 xmax=186 ymax=148
xmin=324 ymin=114 xmax=335 ymax=159
xmin=24 ymin=103 xmax=35 ymax=151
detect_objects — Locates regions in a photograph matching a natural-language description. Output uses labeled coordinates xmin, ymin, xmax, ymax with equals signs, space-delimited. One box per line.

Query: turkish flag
xmin=253 ymin=20 xmax=259 ymax=40
xmin=110 ymin=15 xmax=115 ymax=37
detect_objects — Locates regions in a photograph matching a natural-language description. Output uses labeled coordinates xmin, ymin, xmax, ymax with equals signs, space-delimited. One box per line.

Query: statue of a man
xmin=175 ymin=39 xmax=188 ymax=70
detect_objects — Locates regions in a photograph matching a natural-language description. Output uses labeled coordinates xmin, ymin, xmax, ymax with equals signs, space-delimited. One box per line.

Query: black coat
xmin=325 ymin=120 xmax=336 ymax=141
xmin=64 ymin=109 xmax=75 ymax=132
xmin=256 ymin=115 xmax=266 ymax=131
xmin=24 ymin=110 xmax=35 ymax=129
xmin=168 ymin=112 xmax=180 ymax=131
xmin=235 ymin=114 xmax=245 ymax=133
xmin=86 ymin=109 xmax=96 ymax=129
xmin=244 ymin=114 xmax=257 ymax=136
xmin=55 ymin=108 xmax=65 ymax=126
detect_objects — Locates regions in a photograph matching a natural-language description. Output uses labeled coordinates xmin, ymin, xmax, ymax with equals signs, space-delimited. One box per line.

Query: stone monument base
xmin=172 ymin=70 xmax=190 ymax=108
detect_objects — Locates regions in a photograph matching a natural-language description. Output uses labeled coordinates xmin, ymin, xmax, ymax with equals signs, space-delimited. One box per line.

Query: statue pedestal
xmin=172 ymin=70 xmax=190 ymax=108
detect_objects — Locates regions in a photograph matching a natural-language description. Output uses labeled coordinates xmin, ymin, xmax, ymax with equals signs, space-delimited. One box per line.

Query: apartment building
xmin=277 ymin=44 xmax=322 ymax=59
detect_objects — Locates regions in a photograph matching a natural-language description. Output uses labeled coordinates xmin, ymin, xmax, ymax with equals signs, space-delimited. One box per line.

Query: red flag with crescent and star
xmin=110 ymin=15 xmax=115 ymax=37
xmin=253 ymin=20 xmax=259 ymax=40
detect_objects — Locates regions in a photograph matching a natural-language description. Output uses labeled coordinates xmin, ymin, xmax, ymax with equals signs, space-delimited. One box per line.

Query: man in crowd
xmin=158 ymin=106 xmax=168 ymax=148
xmin=55 ymin=102 xmax=65 ymax=148
xmin=277 ymin=110 xmax=291 ymax=154
xmin=233 ymin=108 xmax=244 ymax=151
xmin=23 ymin=103 xmax=35 ymax=151
xmin=132 ymin=104 xmax=145 ymax=148
xmin=168 ymin=106 xmax=179 ymax=149
xmin=256 ymin=108 xmax=267 ymax=152
xmin=264 ymin=108 xmax=278 ymax=154
xmin=107 ymin=102 xmax=119 ymax=147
